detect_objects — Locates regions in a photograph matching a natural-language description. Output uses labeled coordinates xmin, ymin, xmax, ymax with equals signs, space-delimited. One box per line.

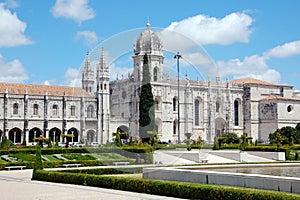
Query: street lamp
xmin=174 ymin=52 xmax=182 ymax=144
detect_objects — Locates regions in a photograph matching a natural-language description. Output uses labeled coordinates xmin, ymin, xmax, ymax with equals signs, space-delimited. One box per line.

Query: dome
xmin=134 ymin=22 xmax=163 ymax=55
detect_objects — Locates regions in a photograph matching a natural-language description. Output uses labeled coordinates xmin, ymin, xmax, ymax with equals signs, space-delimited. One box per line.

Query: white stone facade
xmin=1 ymin=24 xmax=300 ymax=145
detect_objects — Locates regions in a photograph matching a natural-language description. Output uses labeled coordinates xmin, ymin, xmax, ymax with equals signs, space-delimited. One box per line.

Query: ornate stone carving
xmin=260 ymin=102 xmax=277 ymax=120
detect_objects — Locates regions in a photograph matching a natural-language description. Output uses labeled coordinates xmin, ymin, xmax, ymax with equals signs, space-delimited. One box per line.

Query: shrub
xmin=33 ymin=143 xmax=43 ymax=172
xmin=32 ymin=170 xmax=300 ymax=200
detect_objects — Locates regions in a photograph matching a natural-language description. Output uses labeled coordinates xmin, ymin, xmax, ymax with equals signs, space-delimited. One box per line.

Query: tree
xmin=220 ymin=132 xmax=239 ymax=144
xmin=0 ymin=136 xmax=14 ymax=149
xmin=33 ymin=135 xmax=48 ymax=148
xmin=273 ymin=131 xmax=283 ymax=150
xmin=213 ymin=137 xmax=219 ymax=150
xmin=239 ymin=132 xmax=249 ymax=150
xmin=185 ymin=132 xmax=192 ymax=150
xmin=114 ymin=133 xmax=122 ymax=147
xmin=139 ymin=54 xmax=156 ymax=142
xmin=61 ymin=134 xmax=74 ymax=148
xmin=294 ymin=123 xmax=300 ymax=144
xmin=269 ymin=126 xmax=298 ymax=145
xmin=33 ymin=143 xmax=44 ymax=173
xmin=47 ymin=138 xmax=52 ymax=148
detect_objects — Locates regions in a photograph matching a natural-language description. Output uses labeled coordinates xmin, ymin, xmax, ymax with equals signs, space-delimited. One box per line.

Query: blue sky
xmin=0 ymin=0 xmax=300 ymax=89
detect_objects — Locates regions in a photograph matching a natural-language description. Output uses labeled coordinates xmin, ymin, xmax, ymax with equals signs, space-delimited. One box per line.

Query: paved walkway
xmin=153 ymin=149 xmax=278 ymax=165
xmin=0 ymin=169 xmax=185 ymax=200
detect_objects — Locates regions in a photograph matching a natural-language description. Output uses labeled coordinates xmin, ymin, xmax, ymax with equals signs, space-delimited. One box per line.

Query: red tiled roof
xmin=0 ymin=82 xmax=93 ymax=97
xmin=260 ymin=95 xmax=300 ymax=102
xmin=229 ymin=78 xmax=279 ymax=87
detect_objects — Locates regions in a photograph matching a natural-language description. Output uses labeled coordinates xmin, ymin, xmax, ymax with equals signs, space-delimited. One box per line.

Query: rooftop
xmin=230 ymin=78 xmax=281 ymax=87
xmin=0 ymin=82 xmax=93 ymax=97
xmin=260 ymin=95 xmax=300 ymax=102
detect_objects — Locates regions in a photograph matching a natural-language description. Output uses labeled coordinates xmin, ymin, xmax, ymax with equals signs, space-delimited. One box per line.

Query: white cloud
xmin=75 ymin=31 xmax=98 ymax=47
xmin=64 ymin=67 xmax=81 ymax=86
xmin=263 ymin=40 xmax=300 ymax=58
xmin=0 ymin=3 xmax=33 ymax=47
xmin=217 ymin=55 xmax=281 ymax=83
xmin=0 ymin=54 xmax=29 ymax=83
xmin=162 ymin=12 xmax=253 ymax=48
xmin=158 ymin=12 xmax=254 ymax=74
xmin=51 ymin=0 xmax=95 ymax=24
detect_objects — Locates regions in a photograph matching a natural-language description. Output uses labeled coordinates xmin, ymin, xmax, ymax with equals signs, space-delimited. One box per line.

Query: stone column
xmin=24 ymin=93 xmax=29 ymax=144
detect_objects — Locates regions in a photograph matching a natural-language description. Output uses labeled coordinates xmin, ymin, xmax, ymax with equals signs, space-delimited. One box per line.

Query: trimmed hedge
xmin=63 ymin=167 xmax=143 ymax=175
xmin=32 ymin=170 xmax=300 ymax=200
xmin=0 ymin=158 xmax=136 ymax=170
xmin=0 ymin=146 xmax=153 ymax=164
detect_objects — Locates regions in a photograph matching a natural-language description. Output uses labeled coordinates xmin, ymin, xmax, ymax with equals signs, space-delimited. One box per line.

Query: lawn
xmin=90 ymin=153 xmax=128 ymax=160
xmin=61 ymin=153 xmax=96 ymax=160
xmin=10 ymin=153 xmax=36 ymax=162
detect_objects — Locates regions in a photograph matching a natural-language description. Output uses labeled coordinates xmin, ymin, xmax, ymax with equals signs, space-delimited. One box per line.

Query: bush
xmin=33 ymin=143 xmax=43 ymax=172
xmin=32 ymin=170 xmax=300 ymax=200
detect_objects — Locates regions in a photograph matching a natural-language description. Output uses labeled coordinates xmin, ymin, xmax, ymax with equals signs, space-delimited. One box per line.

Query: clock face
xmin=122 ymin=89 xmax=127 ymax=99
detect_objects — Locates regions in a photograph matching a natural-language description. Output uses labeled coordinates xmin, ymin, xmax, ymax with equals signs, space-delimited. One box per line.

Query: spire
xmin=84 ymin=52 xmax=91 ymax=71
xmin=146 ymin=19 xmax=151 ymax=30
xmin=99 ymin=46 xmax=106 ymax=69
xmin=97 ymin=46 xmax=109 ymax=81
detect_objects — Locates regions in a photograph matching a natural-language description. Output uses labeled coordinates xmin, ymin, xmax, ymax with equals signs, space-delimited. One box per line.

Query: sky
xmin=0 ymin=0 xmax=300 ymax=89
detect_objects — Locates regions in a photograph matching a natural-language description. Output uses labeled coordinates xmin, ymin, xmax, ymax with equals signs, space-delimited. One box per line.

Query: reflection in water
xmin=207 ymin=167 xmax=300 ymax=177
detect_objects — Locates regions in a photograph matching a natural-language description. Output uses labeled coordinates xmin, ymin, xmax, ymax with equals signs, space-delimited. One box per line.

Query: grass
xmin=10 ymin=153 xmax=36 ymax=162
xmin=61 ymin=153 xmax=96 ymax=160
xmin=90 ymin=153 xmax=128 ymax=160
xmin=42 ymin=155 xmax=61 ymax=161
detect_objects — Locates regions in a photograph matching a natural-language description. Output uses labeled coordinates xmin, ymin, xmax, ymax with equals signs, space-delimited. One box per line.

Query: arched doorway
xmin=215 ymin=117 xmax=226 ymax=137
xmin=8 ymin=127 xmax=22 ymax=144
xmin=86 ymin=130 xmax=96 ymax=143
xmin=49 ymin=127 xmax=62 ymax=143
xmin=29 ymin=127 xmax=43 ymax=143
xmin=67 ymin=127 xmax=79 ymax=143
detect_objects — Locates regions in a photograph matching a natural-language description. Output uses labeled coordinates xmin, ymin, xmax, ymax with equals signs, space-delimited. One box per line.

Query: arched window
xmin=195 ymin=99 xmax=199 ymax=126
xmin=173 ymin=97 xmax=177 ymax=111
xmin=87 ymin=105 xmax=94 ymax=118
xmin=173 ymin=120 xmax=177 ymax=135
xmin=216 ymin=101 xmax=220 ymax=113
xmin=155 ymin=97 xmax=160 ymax=110
xmin=33 ymin=104 xmax=39 ymax=115
xmin=52 ymin=104 xmax=58 ymax=116
xmin=71 ymin=105 xmax=75 ymax=116
xmin=153 ymin=67 xmax=158 ymax=81
xmin=13 ymin=103 xmax=19 ymax=115
xmin=234 ymin=100 xmax=239 ymax=126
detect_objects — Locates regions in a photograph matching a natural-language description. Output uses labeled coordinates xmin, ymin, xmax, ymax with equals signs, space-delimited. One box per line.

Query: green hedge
xmin=62 ymin=167 xmax=143 ymax=175
xmin=32 ymin=170 xmax=300 ymax=200
xmin=0 ymin=158 xmax=137 ymax=170
xmin=0 ymin=146 xmax=153 ymax=164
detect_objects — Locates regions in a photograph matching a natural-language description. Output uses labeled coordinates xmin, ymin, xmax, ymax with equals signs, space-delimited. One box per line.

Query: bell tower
xmin=133 ymin=22 xmax=164 ymax=82
xmin=81 ymin=52 xmax=94 ymax=93
xmin=96 ymin=47 xmax=110 ymax=144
